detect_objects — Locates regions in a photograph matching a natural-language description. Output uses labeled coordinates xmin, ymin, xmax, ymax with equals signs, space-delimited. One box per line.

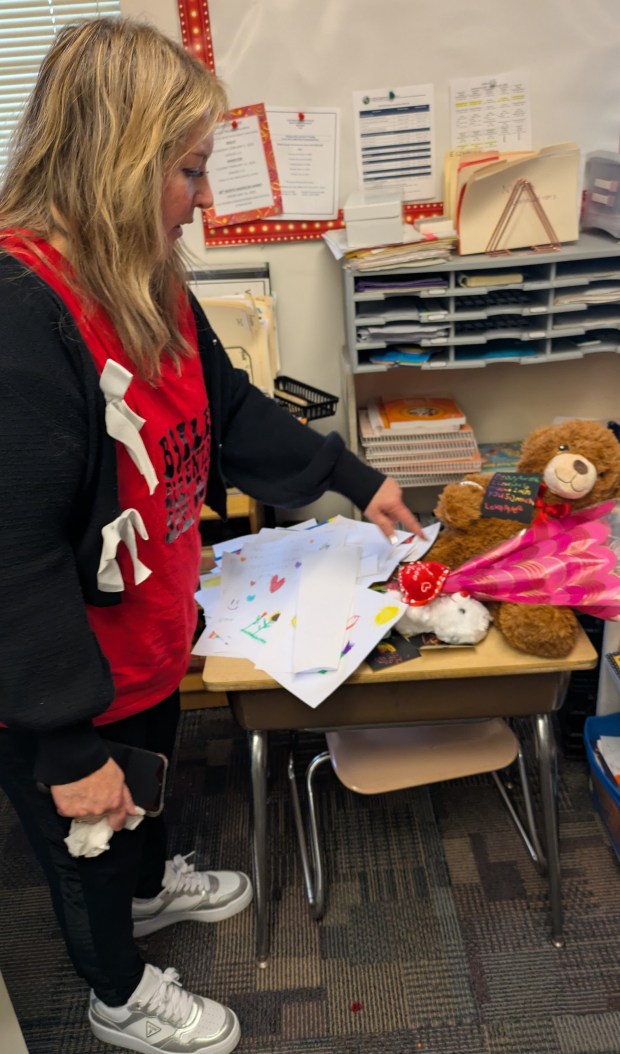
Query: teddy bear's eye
xmin=558 ymin=444 xmax=569 ymax=452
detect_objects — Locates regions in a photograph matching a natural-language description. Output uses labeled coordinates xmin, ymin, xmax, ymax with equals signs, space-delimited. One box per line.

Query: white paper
xmin=353 ymin=84 xmax=436 ymax=202
xmin=256 ymin=586 xmax=406 ymax=708
xmin=333 ymin=517 xmax=441 ymax=586
xmin=293 ymin=547 xmax=359 ymax=673
xmin=322 ymin=223 xmax=425 ymax=260
xmin=192 ymin=577 xmax=224 ymax=657
xmin=194 ymin=517 xmax=439 ymax=701
xmin=398 ymin=521 xmax=441 ymax=562
xmin=266 ymin=106 xmax=340 ymax=219
xmin=209 ymin=113 xmax=279 ymax=220
xmin=201 ymin=529 xmax=351 ymax=664
xmin=598 ymin=734 xmax=620 ymax=776
xmin=449 ymin=70 xmax=531 ymax=153
xmin=194 ymin=581 xmax=221 ymax=619
xmin=203 ymin=551 xmax=300 ymax=662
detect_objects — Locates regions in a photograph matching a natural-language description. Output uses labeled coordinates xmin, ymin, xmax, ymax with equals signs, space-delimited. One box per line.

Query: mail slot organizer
xmin=341 ymin=231 xmax=620 ymax=373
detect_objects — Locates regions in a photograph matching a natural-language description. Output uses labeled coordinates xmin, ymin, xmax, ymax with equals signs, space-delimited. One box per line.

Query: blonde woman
xmin=0 ymin=17 xmax=422 ymax=1054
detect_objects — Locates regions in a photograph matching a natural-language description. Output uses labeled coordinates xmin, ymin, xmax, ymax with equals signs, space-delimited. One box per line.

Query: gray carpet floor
xmin=1 ymin=708 xmax=619 ymax=1054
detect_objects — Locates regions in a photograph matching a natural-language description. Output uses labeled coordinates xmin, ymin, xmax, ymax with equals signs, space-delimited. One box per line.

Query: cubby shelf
xmin=342 ymin=232 xmax=620 ymax=374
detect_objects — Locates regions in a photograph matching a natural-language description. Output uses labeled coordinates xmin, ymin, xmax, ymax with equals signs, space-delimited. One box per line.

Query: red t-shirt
xmin=87 ymin=338 xmax=210 ymax=724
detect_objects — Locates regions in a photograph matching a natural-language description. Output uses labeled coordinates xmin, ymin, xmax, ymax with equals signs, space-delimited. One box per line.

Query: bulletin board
xmin=177 ymin=0 xmax=620 ymax=246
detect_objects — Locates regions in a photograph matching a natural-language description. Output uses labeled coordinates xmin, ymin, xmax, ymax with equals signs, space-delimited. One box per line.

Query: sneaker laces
xmin=164 ymin=853 xmax=218 ymax=897
xmin=139 ymin=967 xmax=195 ymax=1027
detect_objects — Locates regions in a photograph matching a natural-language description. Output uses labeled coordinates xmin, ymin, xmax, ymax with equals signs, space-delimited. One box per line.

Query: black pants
xmin=0 ymin=691 xmax=180 ymax=1006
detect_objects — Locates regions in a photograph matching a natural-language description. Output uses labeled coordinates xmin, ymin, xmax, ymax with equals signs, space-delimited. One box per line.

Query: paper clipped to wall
xmin=352 ymin=84 xmax=437 ymax=202
xmin=449 ymin=70 xmax=532 ymax=154
xmin=266 ymin=106 xmax=340 ymax=220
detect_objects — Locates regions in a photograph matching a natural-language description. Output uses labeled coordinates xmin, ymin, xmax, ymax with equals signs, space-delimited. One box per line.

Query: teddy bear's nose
xmin=573 ymin=459 xmax=589 ymax=475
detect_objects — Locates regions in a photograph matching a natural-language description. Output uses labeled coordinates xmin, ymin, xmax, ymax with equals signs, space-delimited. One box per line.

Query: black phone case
xmin=105 ymin=742 xmax=168 ymax=817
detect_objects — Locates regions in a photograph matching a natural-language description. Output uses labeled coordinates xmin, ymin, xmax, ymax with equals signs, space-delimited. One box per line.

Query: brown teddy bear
xmin=427 ymin=418 xmax=620 ymax=658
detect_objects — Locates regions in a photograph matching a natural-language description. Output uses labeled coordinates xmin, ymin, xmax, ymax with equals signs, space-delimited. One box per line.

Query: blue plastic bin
xmin=584 ymin=713 xmax=620 ymax=861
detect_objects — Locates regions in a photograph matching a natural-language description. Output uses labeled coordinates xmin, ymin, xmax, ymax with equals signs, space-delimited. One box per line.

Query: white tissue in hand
xmin=64 ymin=809 xmax=145 ymax=859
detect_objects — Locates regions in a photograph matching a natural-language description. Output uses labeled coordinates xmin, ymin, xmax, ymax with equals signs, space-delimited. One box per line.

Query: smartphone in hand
xmin=36 ymin=742 xmax=169 ymax=817
xmin=105 ymin=742 xmax=169 ymax=817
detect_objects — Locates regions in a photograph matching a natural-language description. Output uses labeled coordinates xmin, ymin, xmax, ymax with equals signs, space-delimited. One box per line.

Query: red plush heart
xmin=398 ymin=561 xmax=450 ymax=606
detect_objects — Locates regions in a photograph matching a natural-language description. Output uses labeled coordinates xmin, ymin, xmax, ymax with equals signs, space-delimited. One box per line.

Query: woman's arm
xmin=0 ymin=267 xmax=115 ymax=786
xmin=193 ymin=298 xmax=423 ymax=538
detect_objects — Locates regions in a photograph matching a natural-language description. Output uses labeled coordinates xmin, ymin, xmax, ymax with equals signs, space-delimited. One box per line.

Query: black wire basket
xmin=274 ymin=375 xmax=339 ymax=421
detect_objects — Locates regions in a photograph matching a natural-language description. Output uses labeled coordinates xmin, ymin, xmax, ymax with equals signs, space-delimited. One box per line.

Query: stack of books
xmin=358 ymin=396 xmax=481 ymax=487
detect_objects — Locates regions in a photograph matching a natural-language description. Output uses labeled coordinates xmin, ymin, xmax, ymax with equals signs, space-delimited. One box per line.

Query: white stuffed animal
xmin=394 ymin=592 xmax=491 ymax=645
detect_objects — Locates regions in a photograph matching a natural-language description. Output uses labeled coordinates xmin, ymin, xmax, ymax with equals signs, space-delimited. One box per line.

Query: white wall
xmin=121 ymin=0 xmax=620 ymax=519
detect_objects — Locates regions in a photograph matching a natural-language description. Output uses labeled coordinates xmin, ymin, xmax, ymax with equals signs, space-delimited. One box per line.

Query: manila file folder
xmin=457 ymin=143 xmax=580 ymax=256
xmin=199 ymin=295 xmax=278 ymax=396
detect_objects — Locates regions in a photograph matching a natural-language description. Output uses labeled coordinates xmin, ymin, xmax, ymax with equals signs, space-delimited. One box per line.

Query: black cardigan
xmin=0 ymin=255 xmax=384 ymax=783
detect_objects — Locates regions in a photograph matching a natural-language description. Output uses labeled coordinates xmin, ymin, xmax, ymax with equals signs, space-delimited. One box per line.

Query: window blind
xmin=0 ymin=0 xmax=121 ymax=174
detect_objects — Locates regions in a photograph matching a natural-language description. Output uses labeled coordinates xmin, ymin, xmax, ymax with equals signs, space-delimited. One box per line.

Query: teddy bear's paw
xmin=496 ymin=602 xmax=578 ymax=659
xmin=433 ymin=477 xmax=488 ymax=529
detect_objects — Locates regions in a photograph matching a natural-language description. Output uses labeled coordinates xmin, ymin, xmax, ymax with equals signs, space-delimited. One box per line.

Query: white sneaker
xmin=89 ymin=963 xmax=241 ymax=1054
xmin=132 ymin=854 xmax=253 ymax=937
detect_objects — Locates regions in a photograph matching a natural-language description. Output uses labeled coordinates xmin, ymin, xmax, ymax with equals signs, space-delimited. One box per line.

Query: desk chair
xmin=288 ymin=719 xmax=548 ymax=922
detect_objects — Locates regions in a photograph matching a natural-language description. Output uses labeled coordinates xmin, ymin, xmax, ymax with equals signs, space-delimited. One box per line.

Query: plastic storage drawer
xmin=584 ymin=712 xmax=620 ymax=861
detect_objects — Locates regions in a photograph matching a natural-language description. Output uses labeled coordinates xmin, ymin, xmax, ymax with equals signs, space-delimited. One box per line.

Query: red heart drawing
xmin=270 ymin=574 xmax=285 ymax=593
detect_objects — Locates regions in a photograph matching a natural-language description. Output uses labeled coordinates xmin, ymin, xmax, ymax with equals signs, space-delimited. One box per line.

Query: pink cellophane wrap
xmin=441 ymin=500 xmax=620 ymax=621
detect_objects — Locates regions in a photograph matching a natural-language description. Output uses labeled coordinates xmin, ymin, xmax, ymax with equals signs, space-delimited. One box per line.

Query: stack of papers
xmin=352 ymin=239 xmax=456 ymax=272
xmin=193 ymin=516 xmax=439 ymax=708
xmin=596 ymin=734 xmax=620 ymax=786
xmin=554 ymin=284 xmax=620 ymax=306
xmin=323 ymin=225 xmax=456 ymax=271
xmin=358 ymin=322 xmax=449 ymax=344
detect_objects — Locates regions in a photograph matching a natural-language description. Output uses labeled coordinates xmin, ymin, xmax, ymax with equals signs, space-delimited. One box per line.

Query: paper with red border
xmin=205 ymin=103 xmax=282 ymax=227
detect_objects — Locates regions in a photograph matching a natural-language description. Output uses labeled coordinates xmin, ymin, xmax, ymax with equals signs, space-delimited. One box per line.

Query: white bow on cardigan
xmin=96 ymin=360 xmax=158 ymax=592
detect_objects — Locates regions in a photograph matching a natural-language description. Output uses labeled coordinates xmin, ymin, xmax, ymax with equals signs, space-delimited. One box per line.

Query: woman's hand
xmin=51 ymin=758 xmax=138 ymax=832
xmin=364 ymin=477 xmax=426 ymax=542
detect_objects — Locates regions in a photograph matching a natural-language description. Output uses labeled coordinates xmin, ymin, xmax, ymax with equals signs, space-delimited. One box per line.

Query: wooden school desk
xmin=203 ymin=626 xmax=598 ymax=964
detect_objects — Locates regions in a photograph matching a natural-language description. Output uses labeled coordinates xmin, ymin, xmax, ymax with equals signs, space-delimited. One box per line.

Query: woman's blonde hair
xmin=0 ymin=17 xmax=228 ymax=377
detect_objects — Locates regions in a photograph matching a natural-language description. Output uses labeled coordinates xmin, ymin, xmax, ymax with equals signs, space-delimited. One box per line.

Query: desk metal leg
xmin=248 ymin=730 xmax=269 ymax=966
xmin=534 ymin=712 xmax=564 ymax=948
xmin=288 ymin=748 xmax=330 ymax=919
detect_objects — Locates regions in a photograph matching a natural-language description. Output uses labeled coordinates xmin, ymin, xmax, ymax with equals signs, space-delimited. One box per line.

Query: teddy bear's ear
xmin=517 ymin=424 xmax=556 ymax=472
xmin=434 ymin=476 xmax=488 ymax=528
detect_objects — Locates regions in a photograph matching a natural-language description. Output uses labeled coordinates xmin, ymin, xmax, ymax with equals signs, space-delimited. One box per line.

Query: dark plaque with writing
xmin=481 ymin=472 xmax=541 ymax=524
